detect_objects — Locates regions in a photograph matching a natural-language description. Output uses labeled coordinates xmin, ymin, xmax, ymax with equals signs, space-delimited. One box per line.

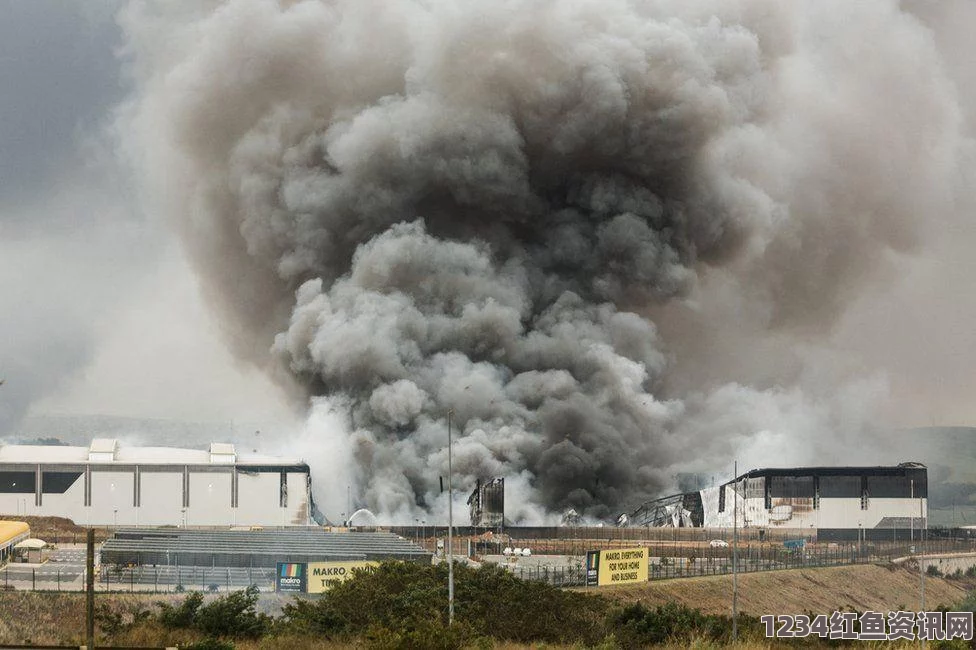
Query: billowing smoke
xmin=118 ymin=0 xmax=970 ymax=522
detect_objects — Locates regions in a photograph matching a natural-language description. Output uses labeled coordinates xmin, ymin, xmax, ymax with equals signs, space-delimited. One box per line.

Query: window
xmin=0 ymin=471 xmax=35 ymax=493
xmin=819 ymin=475 xmax=861 ymax=498
xmin=769 ymin=476 xmax=815 ymax=499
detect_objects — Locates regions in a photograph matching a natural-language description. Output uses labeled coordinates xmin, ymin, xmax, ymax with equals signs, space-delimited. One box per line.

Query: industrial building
xmin=0 ymin=520 xmax=29 ymax=566
xmin=467 ymin=477 xmax=505 ymax=528
xmin=0 ymin=439 xmax=313 ymax=527
xmin=100 ymin=528 xmax=431 ymax=568
xmin=629 ymin=462 xmax=928 ymax=540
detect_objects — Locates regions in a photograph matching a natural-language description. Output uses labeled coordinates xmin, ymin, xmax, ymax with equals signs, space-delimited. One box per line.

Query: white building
xmin=0 ymin=439 xmax=312 ymax=527
xmin=630 ymin=463 xmax=927 ymax=541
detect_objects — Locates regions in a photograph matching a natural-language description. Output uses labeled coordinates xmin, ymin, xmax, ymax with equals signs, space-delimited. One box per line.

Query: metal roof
xmin=14 ymin=538 xmax=47 ymax=550
xmin=0 ymin=521 xmax=30 ymax=547
xmin=100 ymin=528 xmax=432 ymax=568
xmin=0 ymin=442 xmax=305 ymax=467
xmin=731 ymin=463 xmax=928 ymax=483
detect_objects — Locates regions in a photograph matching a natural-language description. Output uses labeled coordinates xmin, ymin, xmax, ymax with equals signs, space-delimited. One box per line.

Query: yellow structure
xmin=0 ymin=521 xmax=30 ymax=566
xmin=307 ymin=560 xmax=379 ymax=593
xmin=585 ymin=546 xmax=649 ymax=587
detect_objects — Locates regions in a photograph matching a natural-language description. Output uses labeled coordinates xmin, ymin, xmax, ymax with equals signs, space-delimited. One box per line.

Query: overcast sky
xmin=0 ymin=1 xmax=296 ymax=434
xmin=2 ymin=0 xmax=976 ymax=441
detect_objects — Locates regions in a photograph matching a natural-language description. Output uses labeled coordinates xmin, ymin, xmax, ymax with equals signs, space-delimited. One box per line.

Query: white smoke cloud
xmin=116 ymin=0 xmax=973 ymax=523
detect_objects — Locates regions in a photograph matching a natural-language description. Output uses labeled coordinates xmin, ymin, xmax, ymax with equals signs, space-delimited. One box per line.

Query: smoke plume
xmin=118 ymin=0 xmax=970 ymax=522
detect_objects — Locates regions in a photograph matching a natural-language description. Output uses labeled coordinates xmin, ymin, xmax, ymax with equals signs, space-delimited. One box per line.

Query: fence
xmin=2 ymin=538 xmax=975 ymax=593
xmin=0 ymin=565 xmax=277 ymax=593
xmin=507 ymin=538 xmax=976 ymax=588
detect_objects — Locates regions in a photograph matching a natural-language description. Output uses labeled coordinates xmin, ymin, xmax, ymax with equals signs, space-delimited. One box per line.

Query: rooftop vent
xmin=209 ymin=443 xmax=236 ymax=464
xmin=88 ymin=438 xmax=118 ymax=462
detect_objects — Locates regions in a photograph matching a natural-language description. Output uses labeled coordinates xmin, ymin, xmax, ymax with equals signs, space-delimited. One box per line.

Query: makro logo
xmin=280 ymin=563 xmax=303 ymax=578
xmin=313 ymin=566 xmax=350 ymax=577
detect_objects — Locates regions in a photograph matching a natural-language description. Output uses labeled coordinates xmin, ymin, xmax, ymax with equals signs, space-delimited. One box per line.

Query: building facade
xmin=467 ymin=477 xmax=504 ymax=528
xmin=0 ymin=440 xmax=312 ymax=527
xmin=630 ymin=463 xmax=927 ymax=540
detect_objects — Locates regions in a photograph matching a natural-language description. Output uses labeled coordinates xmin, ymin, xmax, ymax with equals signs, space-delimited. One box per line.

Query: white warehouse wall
xmin=187 ymin=471 xmax=233 ymax=527
xmin=236 ymin=471 xmax=284 ymax=527
xmin=0 ymin=467 xmax=311 ymax=527
xmin=140 ymin=471 xmax=185 ymax=526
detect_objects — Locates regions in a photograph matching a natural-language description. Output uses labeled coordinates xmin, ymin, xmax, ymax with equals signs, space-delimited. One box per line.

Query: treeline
xmin=97 ymin=562 xmax=976 ymax=649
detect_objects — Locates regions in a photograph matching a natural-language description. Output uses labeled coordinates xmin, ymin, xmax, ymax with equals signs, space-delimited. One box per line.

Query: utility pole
xmin=911 ymin=480 xmax=914 ymax=544
xmin=920 ymin=493 xmax=926 ymax=616
xmin=447 ymin=409 xmax=455 ymax=626
xmin=732 ymin=459 xmax=738 ymax=643
xmin=86 ymin=528 xmax=95 ymax=650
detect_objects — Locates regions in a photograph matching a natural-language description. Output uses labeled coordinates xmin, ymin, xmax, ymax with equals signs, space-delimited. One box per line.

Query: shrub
xmin=927 ymin=565 xmax=943 ymax=577
xmin=195 ymin=586 xmax=270 ymax=639
xmin=282 ymin=561 xmax=608 ymax=645
xmin=96 ymin=602 xmax=151 ymax=639
xmin=158 ymin=592 xmax=203 ymax=629
xmin=157 ymin=586 xmax=270 ymax=639
xmin=608 ymin=602 xmax=765 ymax=649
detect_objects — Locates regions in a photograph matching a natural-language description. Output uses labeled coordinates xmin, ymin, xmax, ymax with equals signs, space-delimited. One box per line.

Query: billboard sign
xmin=307 ymin=560 xmax=380 ymax=593
xmin=275 ymin=562 xmax=308 ymax=593
xmin=585 ymin=550 xmax=600 ymax=586
xmin=585 ymin=547 xmax=649 ymax=587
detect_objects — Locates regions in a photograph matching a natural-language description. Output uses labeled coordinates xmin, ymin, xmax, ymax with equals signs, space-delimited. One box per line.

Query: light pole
xmin=732 ymin=459 xmax=738 ymax=643
xmin=447 ymin=409 xmax=455 ymax=627
xmin=911 ymin=479 xmax=915 ymax=544
xmin=920 ymin=492 xmax=926 ymax=617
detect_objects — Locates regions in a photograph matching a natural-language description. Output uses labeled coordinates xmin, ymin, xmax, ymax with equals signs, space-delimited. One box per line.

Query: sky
xmin=1 ymin=0 xmax=976 ymax=447
xmin=0 ymin=1 xmax=298 ymax=433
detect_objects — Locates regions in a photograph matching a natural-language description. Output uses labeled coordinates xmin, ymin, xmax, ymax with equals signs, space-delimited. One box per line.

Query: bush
xmin=157 ymin=586 xmax=270 ymax=639
xmin=195 ymin=586 xmax=270 ymax=639
xmin=158 ymin=592 xmax=203 ymax=629
xmin=96 ymin=602 xmax=151 ymax=639
xmin=282 ymin=561 xmax=608 ymax=645
xmin=609 ymin=602 xmax=764 ymax=649
xmin=927 ymin=564 xmax=943 ymax=577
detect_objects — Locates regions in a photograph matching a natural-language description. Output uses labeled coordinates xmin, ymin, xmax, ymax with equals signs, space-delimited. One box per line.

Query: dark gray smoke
xmin=118 ymin=0 xmax=970 ymax=522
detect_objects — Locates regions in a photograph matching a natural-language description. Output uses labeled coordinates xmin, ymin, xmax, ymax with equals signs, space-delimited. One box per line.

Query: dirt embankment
xmin=595 ymin=563 xmax=969 ymax=615
xmin=0 ymin=515 xmax=112 ymax=543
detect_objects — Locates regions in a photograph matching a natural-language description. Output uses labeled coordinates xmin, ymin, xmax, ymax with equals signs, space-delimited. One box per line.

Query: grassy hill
xmin=595 ymin=563 xmax=967 ymax=615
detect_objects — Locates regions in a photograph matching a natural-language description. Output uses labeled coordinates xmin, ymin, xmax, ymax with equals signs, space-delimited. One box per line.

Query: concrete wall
xmin=140 ymin=471 xmax=185 ymax=526
xmin=702 ymin=483 xmax=928 ymax=532
xmin=0 ymin=464 xmax=311 ymax=527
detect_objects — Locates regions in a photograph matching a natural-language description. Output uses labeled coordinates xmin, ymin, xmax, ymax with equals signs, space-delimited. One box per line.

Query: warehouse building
xmin=0 ymin=520 xmax=29 ymax=566
xmin=0 ymin=440 xmax=313 ymax=527
xmin=629 ymin=462 xmax=927 ymax=540
xmin=467 ymin=477 xmax=505 ymax=528
xmin=100 ymin=527 xmax=431 ymax=568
